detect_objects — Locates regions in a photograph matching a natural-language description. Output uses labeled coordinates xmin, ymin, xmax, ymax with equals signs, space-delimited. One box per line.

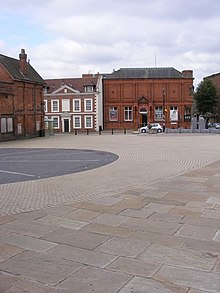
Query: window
xmin=1 ymin=118 xmax=6 ymax=133
xmin=73 ymin=99 xmax=81 ymax=112
xmin=1 ymin=117 xmax=13 ymax=133
xmin=51 ymin=100 xmax=59 ymax=112
xmin=124 ymin=106 xmax=132 ymax=121
xmin=44 ymin=100 xmax=48 ymax=112
xmin=109 ymin=107 xmax=118 ymax=121
xmin=52 ymin=116 xmax=59 ymax=128
xmin=85 ymin=85 xmax=94 ymax=92
xmin=62 ymin=99 xmax=70 ymax=111
xmin=84 ymin=116 xmax=93 ymax=128
xmin=155 ymin=106 xmax=163 ymax=120
xmin=170 ymin=106 xmax=178 ymax=121
xmin=73 ymin=116 xmax=81 ymax=128
xmin=84 ymin=99 xmax=92 ymax=111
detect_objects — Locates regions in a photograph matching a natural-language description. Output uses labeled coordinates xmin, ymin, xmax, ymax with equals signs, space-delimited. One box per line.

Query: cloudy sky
xmin=1 ymin=0 xmax=220 ymax=86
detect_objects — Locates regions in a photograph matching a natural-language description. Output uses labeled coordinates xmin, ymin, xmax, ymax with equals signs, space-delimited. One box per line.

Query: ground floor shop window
xmin=1 ymin=117 xmax=13 ymax=133
xmin=170 ymin=106 xmax=178 ymax=121
xmin=155 ymin=106 xmax=163 ymax=120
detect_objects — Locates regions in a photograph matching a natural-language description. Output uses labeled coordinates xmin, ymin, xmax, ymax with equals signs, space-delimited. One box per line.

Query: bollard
xmin=124 ymin=128 xmax=126 ymax=134
xmin=112 ymin=129 xmax=114 ymax=135
xmin=75 ymin=129 xmax=77 ymax=135
xmin=87 ymin=129 xmax=89 ymax=135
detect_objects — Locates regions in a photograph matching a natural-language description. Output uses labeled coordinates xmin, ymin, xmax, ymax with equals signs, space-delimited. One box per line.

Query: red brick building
xmin=103 ymin=67 xmax=194 ymax=130
xmin=44 ymin=74 xmax=103 ymax=133
xmin=0 ymin=49 xmax=45 ymax=141
xmin=204 ymin=73 xmax=220 ymax=120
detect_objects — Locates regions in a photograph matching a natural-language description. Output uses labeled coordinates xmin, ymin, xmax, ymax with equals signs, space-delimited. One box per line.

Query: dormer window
xmin=84 ymin=85 xmax=94 ymax=92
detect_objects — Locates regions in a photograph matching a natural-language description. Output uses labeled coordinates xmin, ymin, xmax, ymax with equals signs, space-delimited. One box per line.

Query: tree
xmin=194 ymin=79 xmax=218 ymax=116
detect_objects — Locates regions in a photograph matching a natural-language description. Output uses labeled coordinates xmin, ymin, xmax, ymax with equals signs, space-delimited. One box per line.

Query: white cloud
xmin=1 ymin=0 xmax=220 ymax=85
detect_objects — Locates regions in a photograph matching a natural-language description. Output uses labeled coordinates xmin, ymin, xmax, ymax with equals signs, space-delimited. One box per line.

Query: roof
xmin=106 ymin=67 xmax=185 ymax=79
xmin=45 ymin=76 xmax=99 ymax=94
xmin=0 ymin=53 xmax=44 ymax=84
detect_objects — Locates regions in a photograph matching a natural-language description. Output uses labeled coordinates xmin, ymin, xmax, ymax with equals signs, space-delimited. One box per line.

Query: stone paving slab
xmin=0 ymin=250 xmax=82 ymax=286
xmin=128 ymin=230 xmax=187 ymax=247
xmin=118 ymin=276 xmax=177 ymax=293
xmin=36 ymin=214 xmax=88 ymax=230
xmin=47 ymin=244 xmax=117 ymax=268
xmin=137 ymin=243 xmax=216 ymax=271
xmin=0 ymin=233 xmax=57 ymax=252
xmin=119 ymin=217 xmax=182 ymax=234
xmin=107 ymin=257 xmax=160 ymax=278
xmin=56 ymin=266 xmax=131 ymax=293
xmin=0 ymin=243 xmax=24 ymax=262
xmin=41 ymin=227 xmax=111 ymax=250
xmin=174 ymin=223 xmax=217 ymax=240
xmin=155 ymin=265 xmax=220 ymax=293
xmin=1 ymin=219 xmax=57 ymax=237
xmin=95 ymin=237 xmax=150 ymax=257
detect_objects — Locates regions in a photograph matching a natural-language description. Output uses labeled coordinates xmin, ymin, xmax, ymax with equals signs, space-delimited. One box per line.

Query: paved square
xmin=0 ymin=133 xmax=220 ymax=292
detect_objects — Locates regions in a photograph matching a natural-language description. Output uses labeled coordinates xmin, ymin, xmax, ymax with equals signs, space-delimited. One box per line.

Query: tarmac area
xmin=0 ymin=132 xmax=220 ymax=292
xmin=0 ymin=148 xmax=118 ymax=185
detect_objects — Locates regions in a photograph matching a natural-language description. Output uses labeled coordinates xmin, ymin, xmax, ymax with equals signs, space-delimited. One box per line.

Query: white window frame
xmin=155 ymin=106 xmax=163 ymax=121
xmin=84 ymin=98 xmax=93 ymax=112
xmin=124 ymin=106 xmax=132 ymax=121
xmin=44 ymin=100 xmax=48 ymax=113
xmin=73 ymin=99 xmax=81 ymax=112
xmin=62 ymin=99 xmax=70 ymax=112
xmin=51 ymin=99 xmax=59 ymax=112
xmin=52 ymin=116 xmax=60 ymax=128
xmin=73 ymin=116 xmax=81 ymax=128
xmin=84 ymin=115 xmax=93 ymax=128
xmin=85 ymin=85 xmax=94 ymax=92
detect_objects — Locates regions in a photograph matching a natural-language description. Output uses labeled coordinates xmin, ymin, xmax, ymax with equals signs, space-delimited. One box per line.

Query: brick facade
xmin=0 ymin=49 xmax=45 ymax=141
xmin=103 ymin=68 xmax=194 ymax=130
xmin=44 ymin=74 xmax=103 ymax=133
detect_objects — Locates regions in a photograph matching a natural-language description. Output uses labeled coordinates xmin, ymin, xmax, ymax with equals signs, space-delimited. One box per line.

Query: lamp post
xmin=162 ymin=89 xmax=166 ymax=132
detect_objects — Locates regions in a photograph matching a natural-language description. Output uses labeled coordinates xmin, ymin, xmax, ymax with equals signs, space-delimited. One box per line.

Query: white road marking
xmin=0 ymin=170 xmax=36 ymax=177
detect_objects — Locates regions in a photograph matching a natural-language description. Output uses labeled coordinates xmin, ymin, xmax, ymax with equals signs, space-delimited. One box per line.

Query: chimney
xmin=19 ymin=49 xmax=27 ymax=75
xmin=182 ymin=70 xmax=193 ymax=78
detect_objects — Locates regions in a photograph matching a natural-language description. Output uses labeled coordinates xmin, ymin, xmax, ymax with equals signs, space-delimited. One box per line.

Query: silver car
xmin=139 ymin=123 xmax=163 ymax=133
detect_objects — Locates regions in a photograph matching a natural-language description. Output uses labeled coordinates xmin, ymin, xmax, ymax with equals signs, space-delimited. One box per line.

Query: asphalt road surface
xmin=0 ymin=148 xmax=119 ymax=185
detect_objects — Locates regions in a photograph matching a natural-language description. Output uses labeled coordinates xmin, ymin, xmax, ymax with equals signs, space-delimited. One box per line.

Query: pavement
xmin=0 ymin=132 xmax=220 ymax=293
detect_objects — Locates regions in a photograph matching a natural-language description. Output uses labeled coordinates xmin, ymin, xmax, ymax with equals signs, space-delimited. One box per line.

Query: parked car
xmin=150 ymin=123 xmax=163 ymax=133
xmin=139 ymin=123 xmax=163 ymax=133
xmin=215 ymin=123 xmax=220 ymax=129
xmin=139 ymin=125 xmax=149 ymax=133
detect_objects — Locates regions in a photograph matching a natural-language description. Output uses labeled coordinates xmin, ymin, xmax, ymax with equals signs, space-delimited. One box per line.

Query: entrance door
xmin=140 ymin=113 xmax=148 ymax=127
xmin=64 ymin=119 xmax=70 ymax=132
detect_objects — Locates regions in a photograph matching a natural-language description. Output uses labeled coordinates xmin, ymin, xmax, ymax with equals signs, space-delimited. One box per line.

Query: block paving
xmin=0 ymin=133 xmax=220 ymax=292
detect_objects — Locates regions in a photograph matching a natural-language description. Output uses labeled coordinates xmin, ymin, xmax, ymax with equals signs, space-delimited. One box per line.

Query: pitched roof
xmin=0 ymin=53 xmax=44 ymax=84
xmin=106 ymin=67 xmax=185 ymax=79
xmin=45 ymin=76 xmax=99 ymax=94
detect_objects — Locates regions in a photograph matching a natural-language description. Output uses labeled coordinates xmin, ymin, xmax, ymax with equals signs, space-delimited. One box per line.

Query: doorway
xmin=63 ymin=119 xmax=70 ymax=132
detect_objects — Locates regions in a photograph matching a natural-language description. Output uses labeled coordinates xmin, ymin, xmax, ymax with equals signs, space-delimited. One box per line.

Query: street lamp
xmin=162 ymin=89 xmax=166 ymax=132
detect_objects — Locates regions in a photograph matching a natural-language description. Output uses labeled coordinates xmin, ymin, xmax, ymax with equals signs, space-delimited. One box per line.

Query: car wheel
xmin=157 ymin=129 xmax=162 ymax=133
xmin=141 ymin=129 xmax=146 ymax=133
